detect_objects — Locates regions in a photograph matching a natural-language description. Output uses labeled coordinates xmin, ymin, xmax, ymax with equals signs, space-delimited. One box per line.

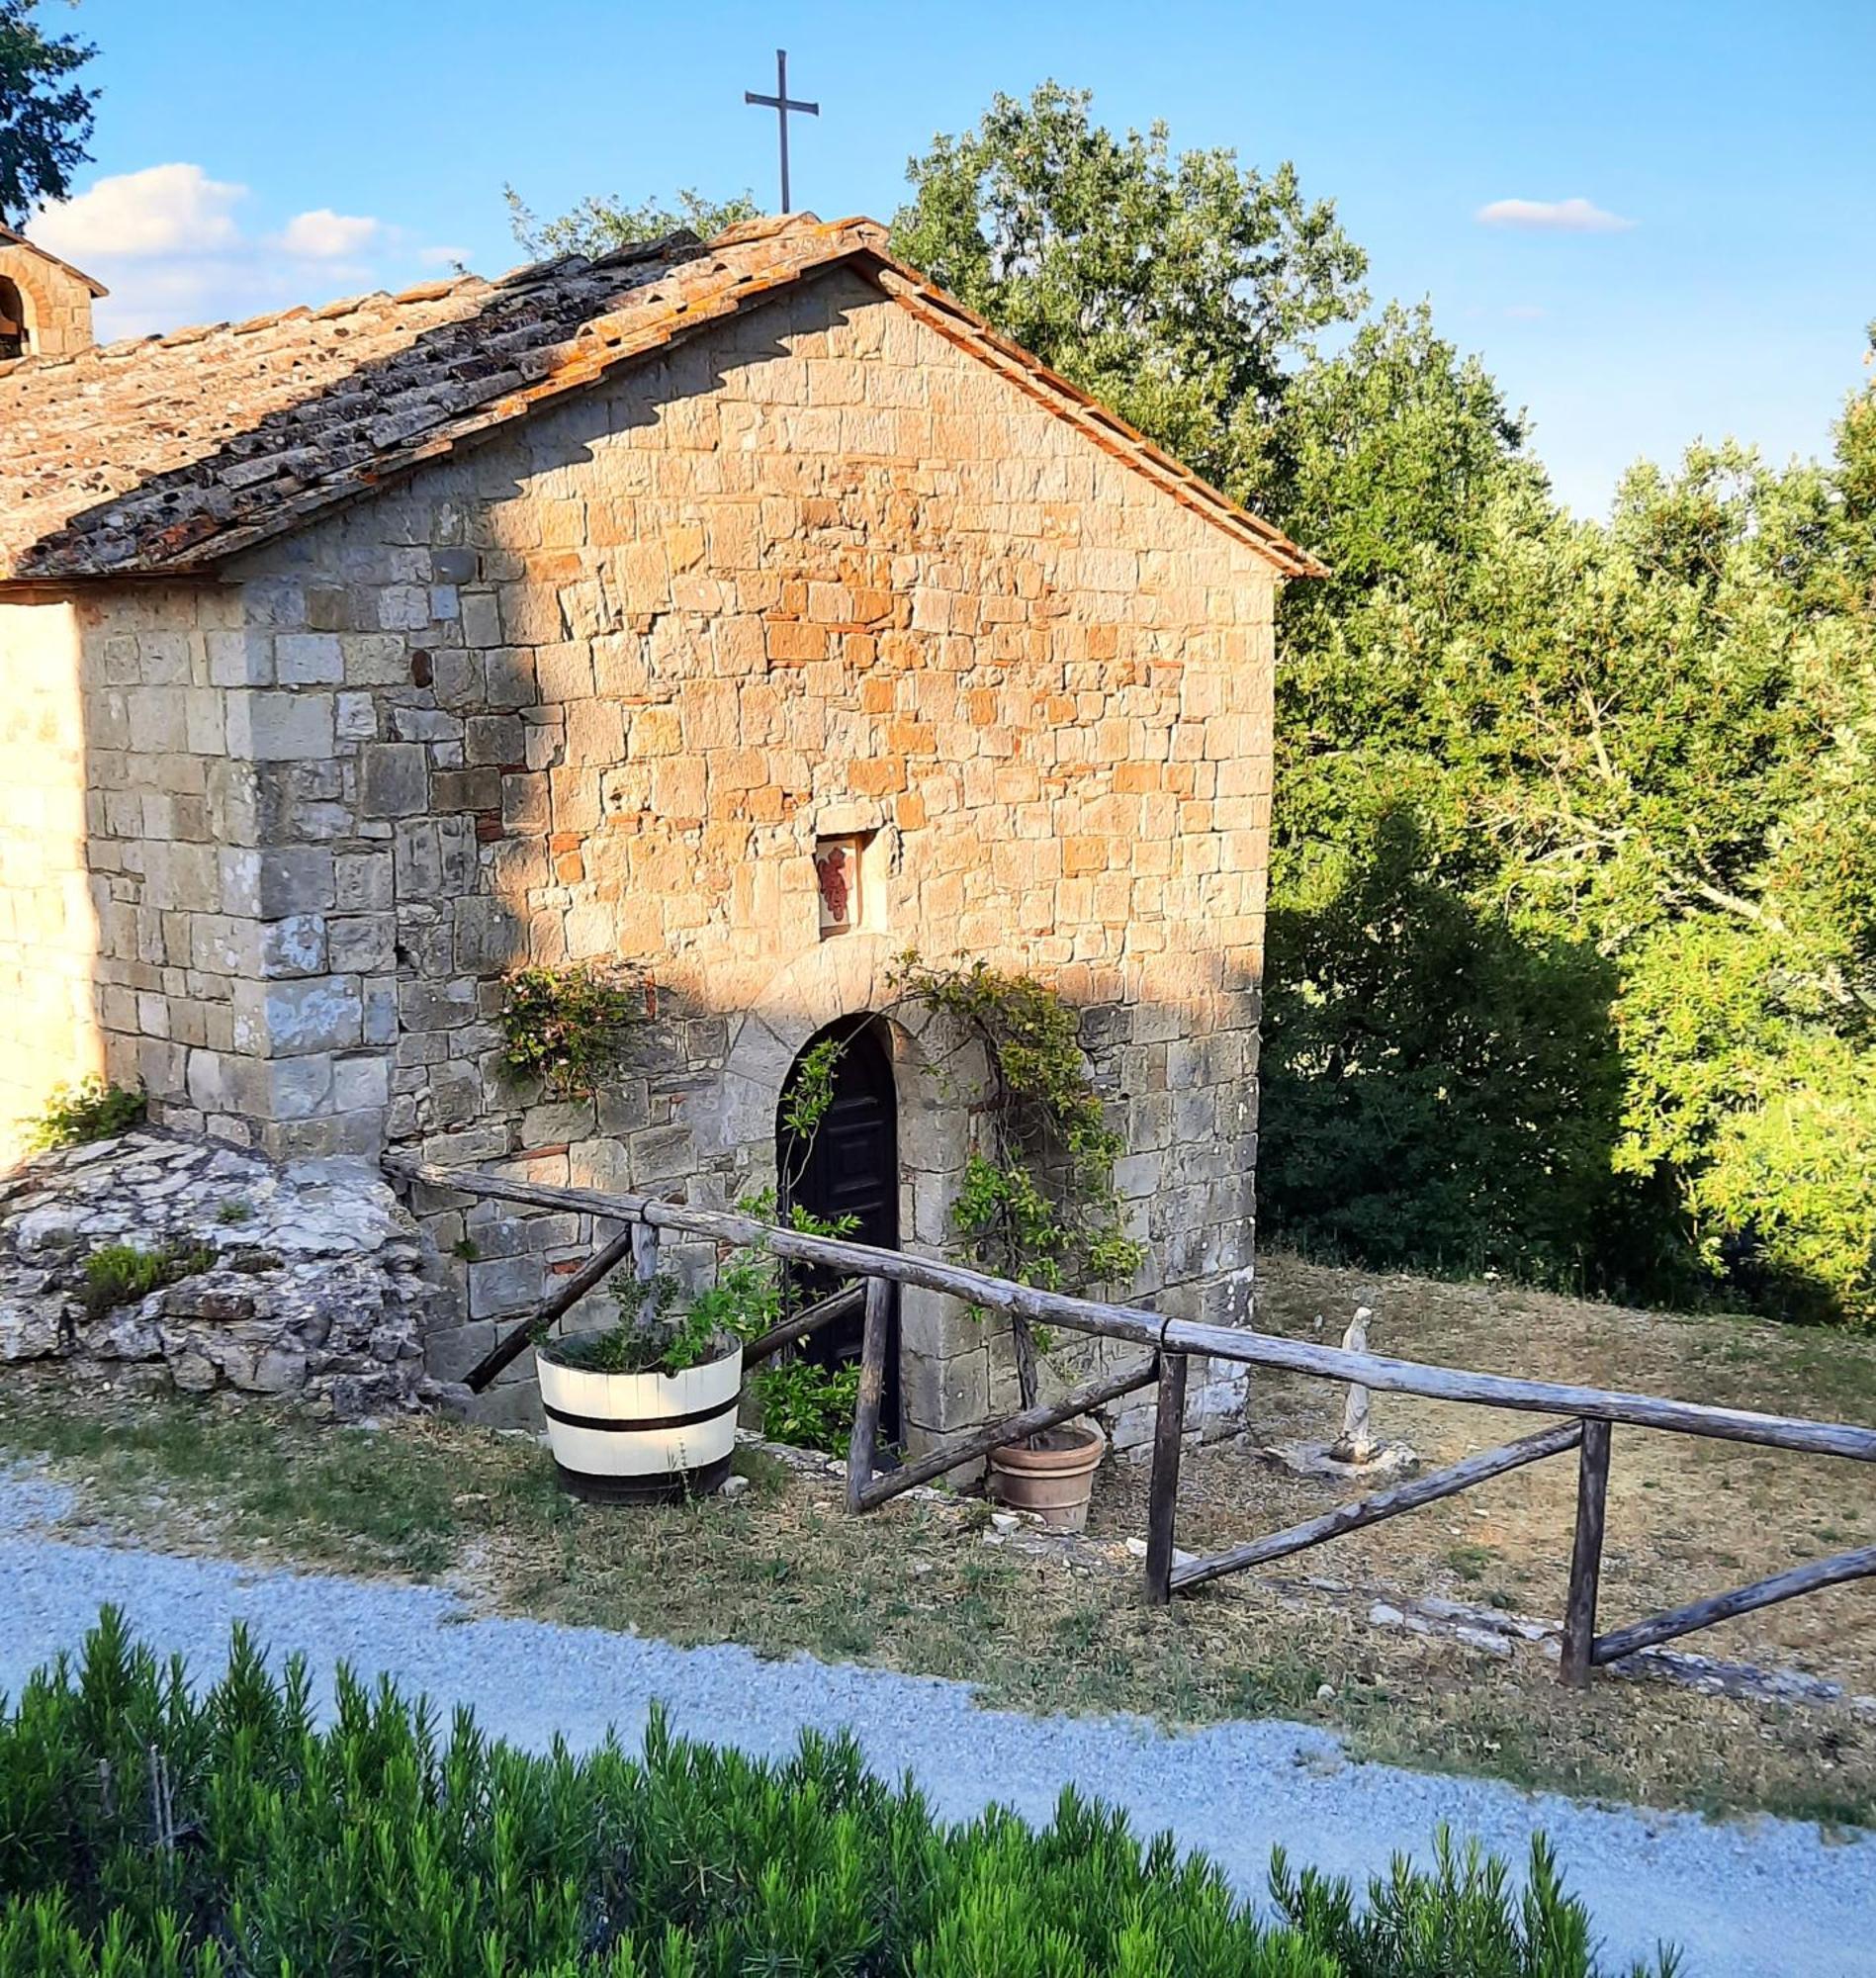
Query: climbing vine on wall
xmin=887 ymin=951 xmax=1146 ymax=1412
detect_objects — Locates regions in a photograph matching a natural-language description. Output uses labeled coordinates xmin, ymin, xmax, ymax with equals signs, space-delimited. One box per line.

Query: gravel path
xmin=2 ymin=1480 xmax=1869 ymax=1978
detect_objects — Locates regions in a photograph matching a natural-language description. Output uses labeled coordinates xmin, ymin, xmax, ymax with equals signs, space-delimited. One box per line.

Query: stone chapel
xmin=0 ymin=213 xmax=1321 ymax=1448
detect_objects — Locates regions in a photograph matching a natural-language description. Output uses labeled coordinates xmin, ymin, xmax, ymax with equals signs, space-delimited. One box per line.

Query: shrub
xmin=25 ymin=1077 xmax=145 ymax=1154
xmin=497 ymin=963 xmax=646 ymax=1099
xmin=751 ymin=1355 xmax=862 ymax=1452
xmin=0 ymin=1612 xmax=1677 ymax=1978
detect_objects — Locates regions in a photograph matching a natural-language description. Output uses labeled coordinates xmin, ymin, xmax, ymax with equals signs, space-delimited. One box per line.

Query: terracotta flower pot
xmin=987 ymin=1420 xmax=1106 ymax=1532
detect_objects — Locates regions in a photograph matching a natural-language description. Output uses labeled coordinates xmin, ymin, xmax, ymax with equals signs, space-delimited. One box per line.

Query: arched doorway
xmin=0 ymin=278 xmax=28 ymax=360
xmin=776 ymin=1014 xmax=900 ymax=1438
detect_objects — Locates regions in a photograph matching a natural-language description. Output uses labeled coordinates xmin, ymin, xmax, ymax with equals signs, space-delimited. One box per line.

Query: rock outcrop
xmin=1 ymin=1130 xmax=440 ymax=1418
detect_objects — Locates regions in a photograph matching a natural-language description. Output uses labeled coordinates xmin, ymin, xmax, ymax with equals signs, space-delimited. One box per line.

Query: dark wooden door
xmin=778 ymin=1016 xmax=900 ymax=1438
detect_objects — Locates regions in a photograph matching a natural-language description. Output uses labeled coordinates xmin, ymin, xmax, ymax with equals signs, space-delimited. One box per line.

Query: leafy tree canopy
xmin=503 ymin=184 xmax=759 ymax=260
xmin=0 ymin=0 xmax=97 ymax=227
xmin=891 ymin=82 xmax=1368 ymax=511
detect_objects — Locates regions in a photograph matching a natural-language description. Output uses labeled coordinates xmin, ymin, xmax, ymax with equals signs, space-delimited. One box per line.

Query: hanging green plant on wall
xmin=885 ymin=951 xmax=1148 ymax=1414
xmin=496 ymin=963 xmax=647 ymax=1100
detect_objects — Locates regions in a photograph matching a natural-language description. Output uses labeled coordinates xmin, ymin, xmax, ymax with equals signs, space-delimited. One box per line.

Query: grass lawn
xmin=2 ymin=1250 xmax=1872 ymax=1832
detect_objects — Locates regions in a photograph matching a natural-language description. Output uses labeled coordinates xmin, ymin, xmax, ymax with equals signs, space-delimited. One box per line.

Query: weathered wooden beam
xmin=846 ymin=1278 xmax=893 ymax=1512
xmin=386 ymin=1162 xmax=1876 ymax=1463
xmin=744 ymin=1282 xmax=864 ymax=1369
xmin=853 ymin=1357 xmax=1158 ymax=1511
xmin=462 ymin=1226 xmax=637 ymax=1393
xmin=1171 ymin=1419 xmax=1583 ymax=1593
xmin=1561 ymin=1420 xmax=1612 ymax=1688
xmin=1593 ymin=1543 xmax=1876 ymax=1668
xmin=1143 ymin=1351 xmax=1188 ymax=1605
xmin=627 ymin=1219 xmax=661 ymax=1326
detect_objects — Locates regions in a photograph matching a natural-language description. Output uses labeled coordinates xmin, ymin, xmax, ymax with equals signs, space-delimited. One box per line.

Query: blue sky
xmin=30 ymin=0 xmax=1875 ymax=515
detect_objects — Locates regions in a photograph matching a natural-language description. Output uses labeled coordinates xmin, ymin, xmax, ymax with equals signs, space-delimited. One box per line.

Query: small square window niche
xmin=814 ymin=832 xmax=875 ymax=939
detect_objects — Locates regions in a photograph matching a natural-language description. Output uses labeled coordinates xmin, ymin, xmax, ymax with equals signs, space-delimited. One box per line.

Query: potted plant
xmin=537 ymin=1273 xmax=751 ymax=1504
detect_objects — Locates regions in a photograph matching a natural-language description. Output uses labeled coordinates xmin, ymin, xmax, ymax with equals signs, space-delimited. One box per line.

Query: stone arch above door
xmin=692 ymin=936 xmax=1004 ymax=1459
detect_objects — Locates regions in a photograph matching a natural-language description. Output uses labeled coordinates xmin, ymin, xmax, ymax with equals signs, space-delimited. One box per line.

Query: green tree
xmin=0 ymin=0 xmax=97 ymax=226
xmin=1261 ymin=810 xmax=1628 ymax=1287
xmin=503 ymin=184 xmax=759 ymax=259
xmin=891 ymin=81 xmax=1368 ymax=510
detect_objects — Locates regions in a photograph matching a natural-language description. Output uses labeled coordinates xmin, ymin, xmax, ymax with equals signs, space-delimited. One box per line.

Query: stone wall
xmin=0 ymin=582 xmax=285 ymax=1155
xmin=0 ymin=1128 xmax=436 ymax=1418
xmin=0 ymin=239 xmax=96 ymax=361
xmin=0 ymin=594 xmax=96 ymax=1147
xmin=0 ymin=579 xmax=398 ymax=1161
xmin=7 ymin=264 xmax=1278 ymax=1450
xmin=213 ymin=265 xmax=1274 ymax=1443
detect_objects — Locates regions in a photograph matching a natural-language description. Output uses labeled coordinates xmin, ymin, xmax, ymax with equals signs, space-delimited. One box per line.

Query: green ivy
xmin=889 ymin=952 xmax=1146 ymax=1408
xmin=496 ymin=963 xmax=646 ymax=1100
xmin=25 ymin=1077 xmax=145 ymax=1154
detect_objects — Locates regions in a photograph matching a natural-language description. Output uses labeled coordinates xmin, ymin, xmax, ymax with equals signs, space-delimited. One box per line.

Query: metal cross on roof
xmin=744 ymin=48 xmax=819 ymax=215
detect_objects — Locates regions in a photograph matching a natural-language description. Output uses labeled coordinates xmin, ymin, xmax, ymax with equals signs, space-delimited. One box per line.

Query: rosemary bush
xmin=0 ymin=1612 xmax=1678 ymax=1978
xmin=80 ymin=1243 xmax=216 ymax=1324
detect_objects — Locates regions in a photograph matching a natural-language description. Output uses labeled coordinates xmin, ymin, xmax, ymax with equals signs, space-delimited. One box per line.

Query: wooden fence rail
xmin=387 ymin=1158 xmax=1876 ymax=1685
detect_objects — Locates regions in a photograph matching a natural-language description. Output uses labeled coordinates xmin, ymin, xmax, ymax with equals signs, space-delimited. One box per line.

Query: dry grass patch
xmin=1188 ymin=1255 xmax=1876 ymax=1693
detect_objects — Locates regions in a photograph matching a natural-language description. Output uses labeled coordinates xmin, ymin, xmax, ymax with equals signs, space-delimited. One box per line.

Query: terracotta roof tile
xmin=0 ymin=213 xmax=1322 ymax=584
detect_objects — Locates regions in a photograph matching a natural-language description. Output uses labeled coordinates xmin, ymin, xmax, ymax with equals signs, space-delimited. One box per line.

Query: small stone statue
xmin=1259 ymin=1300 xmax=1418 ymax=1483
xmin=1329 ymin=1306 xmax=1376 ymax=1464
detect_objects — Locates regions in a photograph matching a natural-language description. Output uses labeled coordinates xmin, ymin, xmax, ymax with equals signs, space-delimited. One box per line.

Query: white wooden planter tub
xmin=537 ymin=1337 xmax=743 ymax=1502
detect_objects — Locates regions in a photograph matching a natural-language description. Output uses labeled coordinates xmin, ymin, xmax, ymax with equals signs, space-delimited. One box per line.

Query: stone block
xmin=334 ymin=852 xmax=394 ymax=912
xmin=331 ymin=1052 xmax=391 ymax=1112
xmin=250 ymin=847 xmax=335 ymax=919
xmin=206 ymin=630 xmax=275 ymax=687
xmin=466 ymin=714 xmax=525 ymax=765
xmin=328 ymin=914 xmax=396 ymax=972
xmin=266 ymin=1054 xmax=334 ymax=1120
xmin=468 ymin=1251 xmax=543 ymax=1318
xmin=467 ymin=1380 xmax=544 ymax=1433
xmin=276 ymin=633 xmax=344 ymax=684
xmin=260 ymin=913 xmax=327 ymax=978
xmin=424 ymin=1318 xmax=496 ymax=1385
xmin=230 ymin=691 xmax=334 ymax=761
xmin=360 ymin=744 xmax=430 ymax=818
xmin=237 ymin=975 xmax=363 ymax=1058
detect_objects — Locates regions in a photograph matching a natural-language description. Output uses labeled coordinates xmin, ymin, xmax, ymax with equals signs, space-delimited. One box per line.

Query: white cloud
xmin=33 ymin=162 xmax=246 ymax=259
xmin=22 ymin=163 xmax=410 ymax=338
xmin=1475 ymin=197 xmax=1635 ymax=234
xmin=273 ymin=208 xmax=381 ymax=258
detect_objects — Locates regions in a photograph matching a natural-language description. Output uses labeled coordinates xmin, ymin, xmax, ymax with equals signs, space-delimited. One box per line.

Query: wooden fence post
xmin=1144 ymin=1351 xmax=1189 ymax=1605
xmin=630 ymin=1219 xmax=661 ymax=1323
xmin=1562 ymin=1418 xmax=1611 ymax=1687
xmin=847 ymin=1276 xmax=892 ymax=1512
